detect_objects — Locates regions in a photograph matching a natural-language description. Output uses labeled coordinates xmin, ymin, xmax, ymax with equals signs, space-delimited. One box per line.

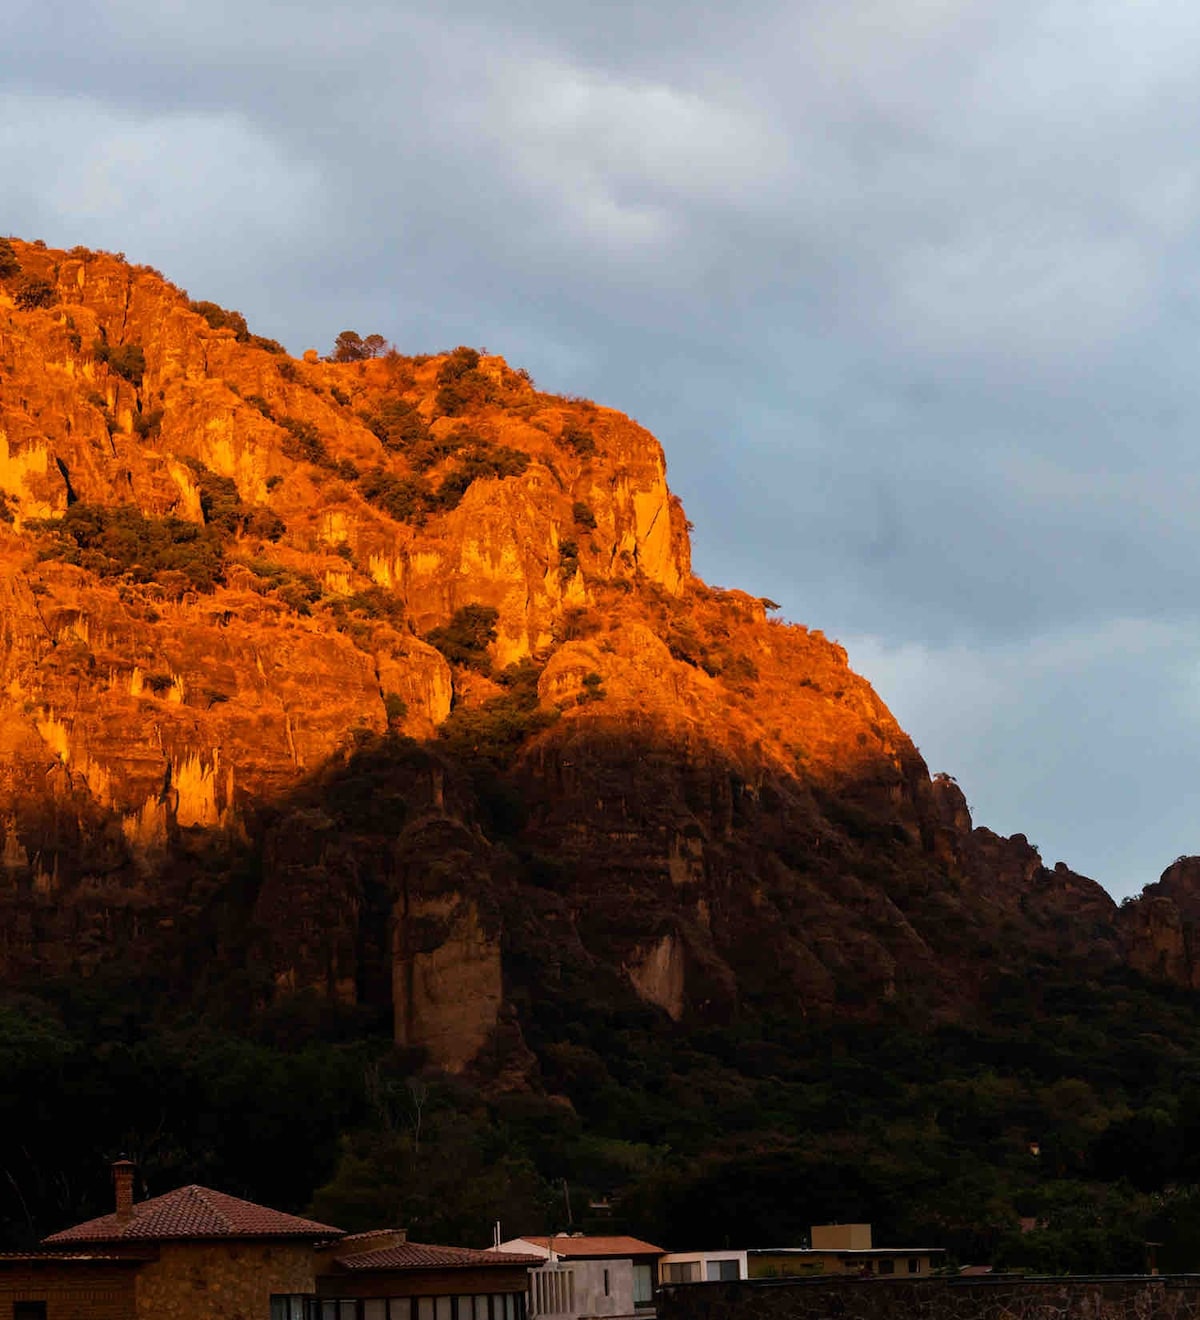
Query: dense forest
xmin=6 ymin=935 xmax=1200 ymax=1273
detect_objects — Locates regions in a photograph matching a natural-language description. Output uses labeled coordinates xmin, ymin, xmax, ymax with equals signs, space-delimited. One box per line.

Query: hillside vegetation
xmin=1 ymin=236 xmax=1200 ymax=1267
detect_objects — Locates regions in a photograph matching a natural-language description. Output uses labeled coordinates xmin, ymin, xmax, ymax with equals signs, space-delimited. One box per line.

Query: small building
xmin=41 ymin=1162 xmax=341 ymax=1319
xmin=315 ymin=1230 xmax=539 ymax=1320
xmin=495 ymin=1236 xmax=664 ymax=1316
xmin=13 ymin=1160 xmax=539 ymax=1320
xmin=658 ymin=1252 xmax=747 ymax=1285
xmin=748 ymin=1224 xmax=943 ymax=1280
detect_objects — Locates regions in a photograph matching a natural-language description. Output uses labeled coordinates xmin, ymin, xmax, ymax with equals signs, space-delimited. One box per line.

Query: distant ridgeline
xmin=6 ymin=236 xmax=1200 ymax=1270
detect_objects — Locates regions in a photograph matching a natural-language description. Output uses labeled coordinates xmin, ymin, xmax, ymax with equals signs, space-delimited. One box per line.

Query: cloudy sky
xmin=6 ymin=0 xmax=1200 ymax=898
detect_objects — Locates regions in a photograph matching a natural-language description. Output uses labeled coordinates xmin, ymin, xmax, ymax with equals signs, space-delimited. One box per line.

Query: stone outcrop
xmin=0 ymin=238 xmax=1191 ymax=1076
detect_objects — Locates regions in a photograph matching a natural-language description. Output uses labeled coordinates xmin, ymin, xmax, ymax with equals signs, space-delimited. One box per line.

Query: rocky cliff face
xmin=0 ymin=238 xmax=1190 ymax=1078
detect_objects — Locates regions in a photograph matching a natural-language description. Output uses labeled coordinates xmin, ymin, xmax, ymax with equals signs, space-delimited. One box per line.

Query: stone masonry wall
xmin=658 ymin=1276 xmax=1200 ymax=1320
xmin=134 ymin=1240 xmax=316 ymax=1320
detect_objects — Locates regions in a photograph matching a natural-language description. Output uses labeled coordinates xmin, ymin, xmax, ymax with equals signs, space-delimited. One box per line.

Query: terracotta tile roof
xmin=43 ymin=1185 xmax=343 ymax=1244
xmin=336 ymin=1242 xmax=543 ymax=1272
xmin=517 ymin=1236 xmax=664 ymax=1258
xmin=0 ymin=1252 xmax=147 ymax=1264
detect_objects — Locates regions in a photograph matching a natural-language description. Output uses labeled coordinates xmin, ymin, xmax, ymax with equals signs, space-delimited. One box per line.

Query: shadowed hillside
xmin=5 ymin=236 xmax=1200 ymax=1267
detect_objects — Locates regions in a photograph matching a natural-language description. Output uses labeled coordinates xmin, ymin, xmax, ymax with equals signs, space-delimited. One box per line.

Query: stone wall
xmin=0 ymin=1259 xmax=138 ymax=1319
xmin=658 ymin=1276 xmax=1200 ymax=1320
xmin=134 ymin=1240 xmax=316 ymax=1320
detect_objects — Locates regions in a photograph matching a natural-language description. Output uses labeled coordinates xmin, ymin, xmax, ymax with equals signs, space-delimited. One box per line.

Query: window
xmin=705 ymin=1260 xmax=740 ymax=1282
xmin=877 ymin=1259 xmax=895 ymax=1276
xmin=14 ymin=1305 xmax=47 ymax=1320
xmin=365 ymin=1303 xmax=388 ymax=1320
xmin=633 ymin=1264 xmax=654 ymax=1304
xmin=603 ymin=1269 xmax=610 ymax=1297
xmin=908 ymin=1258 xmax=921 ymax=1274
xmin=271 ymin=1299 xmax=313 ymax=1320
xmin=663 ymin=1263 xmax=700 ymax=1284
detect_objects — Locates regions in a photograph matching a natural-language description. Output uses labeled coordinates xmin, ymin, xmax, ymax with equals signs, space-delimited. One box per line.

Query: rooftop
xmin=43 ymin=1185 xmax=343 ymax=1244
xmin=748 ymin=1247 xmax=946 ymax=1257
xmin=506 ymin=1236 xmax=665 ymax=1259
xmin=335 ymin=1242 xmax=543 ymax=1272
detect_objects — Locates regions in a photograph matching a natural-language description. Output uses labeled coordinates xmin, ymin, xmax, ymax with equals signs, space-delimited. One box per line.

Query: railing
xmin=529 ymin=1266 xmax=577 ymax=1318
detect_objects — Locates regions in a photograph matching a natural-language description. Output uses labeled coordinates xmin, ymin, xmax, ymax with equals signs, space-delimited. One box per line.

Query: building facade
xmin=4 ymin=1163 xmax=538 ymax=1320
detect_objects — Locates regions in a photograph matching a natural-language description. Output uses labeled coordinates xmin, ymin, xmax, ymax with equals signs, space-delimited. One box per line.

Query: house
xmin=4 ymin=1160 xmax=538 ymax=1320
xmin=747 ymin=1224 xmax=944 ymax=1280
xmin=40 ymin=1161 xmax=341 ymax=1319
xmin=314 ymin=1230 xmax=539 ymax=1319
xmin=0 ymin=1250 xmax=145 ymax=1320
xmin=657 ymin=1252 xmax=747 ymax=1284
xmin=494 ymin=1236 xmax=664 ymax=1317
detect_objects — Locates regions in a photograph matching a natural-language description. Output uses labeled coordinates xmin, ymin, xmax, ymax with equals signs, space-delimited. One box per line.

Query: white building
xmin=493 ymin=1236 xmax=664 ymax=1319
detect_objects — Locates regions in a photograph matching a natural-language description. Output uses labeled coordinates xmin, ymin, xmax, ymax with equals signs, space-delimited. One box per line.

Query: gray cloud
xmin=7 ymin=0 xmax=1200 ymax=896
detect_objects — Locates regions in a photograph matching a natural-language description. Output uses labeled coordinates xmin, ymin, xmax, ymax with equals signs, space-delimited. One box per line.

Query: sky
xmin=5 ymin=0 xmax=1200 ymax=899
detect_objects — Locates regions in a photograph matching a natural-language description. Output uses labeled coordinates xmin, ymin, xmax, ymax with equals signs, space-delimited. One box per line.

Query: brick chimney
xmin=112 ymin=1159 xmax=135 ymax=1221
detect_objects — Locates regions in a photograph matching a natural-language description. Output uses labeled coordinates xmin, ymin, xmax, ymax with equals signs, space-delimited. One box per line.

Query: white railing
xmin=530 ymin=1267 xmax=577 ymax=1317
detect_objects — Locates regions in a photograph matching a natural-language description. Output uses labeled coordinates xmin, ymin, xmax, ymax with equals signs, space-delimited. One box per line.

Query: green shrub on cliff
xmin=328 ymin=587 xmax=405 ymax=627
xmin=244 ymin=558 xmax=322 ymax=613
xmin=278 ymin=415 xmax=330 ymax=466
xmin=559 ymin=421 xmax=597 ymax=457
xmin=92 ymin=339 xmax=146 ymax=386
xmin=181 ymin=460 xmax=284 ymax=541
xmin=434 ymin=346 xmax=494 ymax=417
xmin=35 ymin=503 xmax=225 ymax=593
xmin=14 ymin=277 xmax=56 ymax=310
xmin=190 ymin=300 xmax=249 ymax=340
xmin=430 ymin=444 xmax=531 ymax=511
xmin=356 ymin=441 xmax=530 ymax=523
xmin=189 ymin=299 xmax=285 ymax=355
xmin=425 ymin=603 xmax=499 ymax=671
xmin=437 ymin=679 xmax=549 ymax=773
xmin=357 ymin=468 xmax=431 ymax=523
xmin=0 ymin=239 xmax=20 ymax=280
xmin=132 ymin=407 xmax=164 ymax=440
xmin=360 ymin=397 xmax=430 ymax=451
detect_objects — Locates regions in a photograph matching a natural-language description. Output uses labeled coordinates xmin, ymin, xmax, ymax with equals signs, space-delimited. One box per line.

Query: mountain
xmin=4 ymin=235 xmax=1200 ymax=1263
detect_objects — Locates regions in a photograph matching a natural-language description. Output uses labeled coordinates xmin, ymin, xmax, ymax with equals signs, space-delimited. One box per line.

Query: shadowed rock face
xmin=0 ymin=238 xmax=1186 ymax=1077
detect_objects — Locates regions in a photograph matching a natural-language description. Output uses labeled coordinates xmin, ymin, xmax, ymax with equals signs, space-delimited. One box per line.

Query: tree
xmin=333 ymin=330 xmax=388 ymax=362
xmin=332 ymin=331 xmax=367 ymax=362
xmin=309 ymin=1111 xmax=552 ymax=1242
xmin=14 ymin=277 xmax=55 ymax=311
xmin=424 ymin=604 xmax=499 ymax=670
xmin=0 ymin=239 xmax=19 ymax=280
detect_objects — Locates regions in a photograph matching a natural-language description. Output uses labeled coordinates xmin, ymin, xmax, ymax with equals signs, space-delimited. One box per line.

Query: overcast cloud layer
xmin=6 ymin=0 xmax=1200 ymax=898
